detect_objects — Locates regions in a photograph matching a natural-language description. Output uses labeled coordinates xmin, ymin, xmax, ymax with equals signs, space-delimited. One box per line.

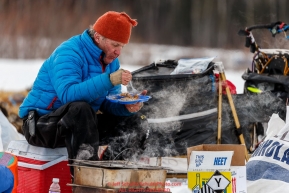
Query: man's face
xmin=94 ymin=33 xmax=125 ymax=64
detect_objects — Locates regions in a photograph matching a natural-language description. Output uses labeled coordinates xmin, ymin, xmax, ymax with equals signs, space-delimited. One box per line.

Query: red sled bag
xmin=215 ymin=73 xmax=237 ymax=95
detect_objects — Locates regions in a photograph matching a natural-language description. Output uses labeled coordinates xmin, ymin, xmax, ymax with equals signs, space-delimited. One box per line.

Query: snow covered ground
xmin=0 ymin=58 xmax=245 ymax=94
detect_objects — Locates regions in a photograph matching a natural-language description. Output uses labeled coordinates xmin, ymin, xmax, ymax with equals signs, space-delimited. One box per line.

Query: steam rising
xmin=103 ymin=67 xmax=286 ymax=162
xmin=76 ymin=144 xmax=94 ymax=160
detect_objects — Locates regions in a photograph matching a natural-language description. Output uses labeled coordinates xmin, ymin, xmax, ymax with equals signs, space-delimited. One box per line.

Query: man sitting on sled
xmin=18 ymin=11 xmax=147 ymax=176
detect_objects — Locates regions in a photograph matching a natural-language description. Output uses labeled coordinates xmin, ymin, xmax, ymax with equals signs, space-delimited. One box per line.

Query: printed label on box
xmin=189 ymin=151 xmax=234 ymax=170
xmin=188 ymin=170 xmax=232 ymax=193
xmin=230 ymin=166 xmax=247 ymax=193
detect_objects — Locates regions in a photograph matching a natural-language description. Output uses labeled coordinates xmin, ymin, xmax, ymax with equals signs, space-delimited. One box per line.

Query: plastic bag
xmin=247 ymin=106 xmax=289 ymax=193
xmin=264 ymin=113 xmax=285 ymax=141
xmin=0 ymin=110 xmax=24 ymax=151
xmin=214 ymin=73 xmax=237 ymax=94
xmin=170 ymin=56 xmax=216 ymax=75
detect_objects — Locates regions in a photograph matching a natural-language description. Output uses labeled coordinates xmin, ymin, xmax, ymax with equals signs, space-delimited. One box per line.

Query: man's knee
xmin=70 ymin=101 xmax=92 ymax=111
xmin=61 ymin=101 xmax=97 ymax=133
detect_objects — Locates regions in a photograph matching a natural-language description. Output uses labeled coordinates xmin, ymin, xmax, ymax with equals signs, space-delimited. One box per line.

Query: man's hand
xmin=121 ymin=70 xmax=132 ymax=86
xmin=140 ymin=90 xmax=147 ymax=95
xmin=110 ymin=69 xmax=132 ymax=86
xmin=110 ymin=69 xmax=124 ymax=86
xmin=125 ymin=102 xmax=144 ymax=113
xmin=125 ymin=90 xmax=147 ymax=112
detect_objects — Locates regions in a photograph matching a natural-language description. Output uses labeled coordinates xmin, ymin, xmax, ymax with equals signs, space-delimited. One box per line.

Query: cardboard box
xmin=6 ymin=140 xmax=72 ymax=193
xmin=230 ymin=166 xmax=247 ymax=193
xmin=187 ymin=144 xmax=247 ymax=193
xmin=73 ymin=165 xmax=167 ymax=190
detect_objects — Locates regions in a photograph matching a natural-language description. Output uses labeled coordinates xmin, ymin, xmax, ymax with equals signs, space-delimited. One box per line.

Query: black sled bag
xmin=130 ymin=60 xmax=226 ymax=156
xmin=129 ymin=60 xmax=284 ymax=157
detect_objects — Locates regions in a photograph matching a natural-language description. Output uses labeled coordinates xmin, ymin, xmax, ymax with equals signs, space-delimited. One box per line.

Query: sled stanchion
xmin=215 ymin=62 xmax=249 ymax=162
xmin=220 ymin=72 xmax=249 ymax=162
xmin=217 ymin=74 xmax=222 ymax=144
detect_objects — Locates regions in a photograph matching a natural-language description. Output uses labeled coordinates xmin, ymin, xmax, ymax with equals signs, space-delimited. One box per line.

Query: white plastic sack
xmin=170 ymin=56 xmax=216 ymax=75
xmin=264 ymin=113 xmax=285 ymax=141
xmin=247 ymin=106 xmax=289 ymax=193
xmin=0 ymin=110 xmax=24 ymax=151
xmin=276 ymin=106 xmax=289 ymax=137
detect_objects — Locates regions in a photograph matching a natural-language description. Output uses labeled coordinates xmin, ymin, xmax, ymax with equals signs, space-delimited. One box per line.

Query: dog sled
xmin=238 ymin=21 xmax=289 ymax=150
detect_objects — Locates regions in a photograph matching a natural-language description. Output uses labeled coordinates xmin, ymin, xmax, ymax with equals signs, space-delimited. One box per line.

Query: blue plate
xmin=138 ymin=95 xmax=152 ymax=103
xmin=106 ymin=94 xmax=151 ymax=104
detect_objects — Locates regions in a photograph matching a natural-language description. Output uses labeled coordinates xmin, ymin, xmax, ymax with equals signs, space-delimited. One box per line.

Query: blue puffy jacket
xmin=19 ymin=30 xmax=133 ymax=118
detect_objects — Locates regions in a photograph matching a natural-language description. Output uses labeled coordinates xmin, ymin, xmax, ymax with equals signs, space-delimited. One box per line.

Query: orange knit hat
xmin=93 ymin=11 xmax=138 ymax=44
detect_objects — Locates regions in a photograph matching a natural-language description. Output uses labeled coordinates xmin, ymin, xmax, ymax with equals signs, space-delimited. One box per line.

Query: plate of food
xmin=106 ymin=93 xmax=151 ymax=104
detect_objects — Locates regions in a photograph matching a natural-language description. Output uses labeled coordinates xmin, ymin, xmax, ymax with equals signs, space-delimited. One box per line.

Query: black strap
xmin=235 ymin=126 xmax=243 ymax=136
xmin=28 ymin=111 xmax=36 ymax=137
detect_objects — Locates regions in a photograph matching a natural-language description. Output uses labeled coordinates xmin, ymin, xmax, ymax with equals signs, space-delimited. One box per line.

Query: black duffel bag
xmin=130 ymin=60 xmax=239 ymax=156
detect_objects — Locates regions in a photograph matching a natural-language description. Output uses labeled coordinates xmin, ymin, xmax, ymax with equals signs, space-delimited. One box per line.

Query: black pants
xmin=22 ymin=101 xmax=147 ymax=162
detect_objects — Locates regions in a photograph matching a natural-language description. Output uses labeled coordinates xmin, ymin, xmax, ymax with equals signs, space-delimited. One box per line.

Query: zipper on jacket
xmin=99 ymin=52 xmax=108 ymax=72
xmin=47 ymin=96 xmax=57 ymax=110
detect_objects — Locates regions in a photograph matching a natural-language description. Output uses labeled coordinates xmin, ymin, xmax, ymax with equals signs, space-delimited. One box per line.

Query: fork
xmin=129 ymin=81 xmax=140 ymax=95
